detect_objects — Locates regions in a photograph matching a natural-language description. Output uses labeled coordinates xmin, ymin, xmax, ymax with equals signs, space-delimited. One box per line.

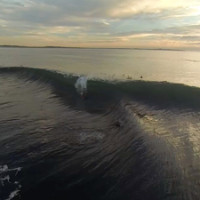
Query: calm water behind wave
xmin=0 ymin=48 xmax=200 ymax=87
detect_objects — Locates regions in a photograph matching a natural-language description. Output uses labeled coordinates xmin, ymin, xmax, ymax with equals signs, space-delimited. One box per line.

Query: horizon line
xmin=0 ymin=45 xmax=187 ymax=51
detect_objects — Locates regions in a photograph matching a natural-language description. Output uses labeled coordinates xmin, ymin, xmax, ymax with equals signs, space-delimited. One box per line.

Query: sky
xmin=0 ymin=0 xmax=200 ymax=49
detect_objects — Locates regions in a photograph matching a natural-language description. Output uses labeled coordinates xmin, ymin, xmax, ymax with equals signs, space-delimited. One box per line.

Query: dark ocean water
xmin=1 ymin=67 xmax=200 ymax=200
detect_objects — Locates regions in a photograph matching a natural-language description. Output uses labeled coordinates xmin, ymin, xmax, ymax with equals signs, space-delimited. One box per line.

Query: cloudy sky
xmin=0 ymin=0 xmax=200 ymax=49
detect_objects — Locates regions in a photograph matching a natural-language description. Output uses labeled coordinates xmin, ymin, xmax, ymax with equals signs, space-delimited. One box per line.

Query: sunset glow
xmin=0 ymin=0 xmax=200 ymax=49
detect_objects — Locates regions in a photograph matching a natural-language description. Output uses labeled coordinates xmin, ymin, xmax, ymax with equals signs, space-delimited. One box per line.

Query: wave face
xmin=1 ymin=67 xmax=200 ymax=200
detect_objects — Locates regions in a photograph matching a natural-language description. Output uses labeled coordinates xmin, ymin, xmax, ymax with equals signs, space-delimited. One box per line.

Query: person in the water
xmin=75 ymin=76 xmax=87 ymax=98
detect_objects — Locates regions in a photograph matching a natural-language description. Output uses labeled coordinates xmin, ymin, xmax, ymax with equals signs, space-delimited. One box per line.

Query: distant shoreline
xmin=0 ymin=45 xmax=185 ymax=51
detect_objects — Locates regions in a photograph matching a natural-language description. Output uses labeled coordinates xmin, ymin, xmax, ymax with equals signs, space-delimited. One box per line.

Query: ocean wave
xmin=0 ymin=66 xmax=200 ymax=111
xmin=0 ymin=66 xmax=200 ymax=199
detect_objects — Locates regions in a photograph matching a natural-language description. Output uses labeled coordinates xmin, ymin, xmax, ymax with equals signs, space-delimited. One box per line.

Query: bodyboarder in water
xmin=75 ymin=76 xmax=87 ymax=98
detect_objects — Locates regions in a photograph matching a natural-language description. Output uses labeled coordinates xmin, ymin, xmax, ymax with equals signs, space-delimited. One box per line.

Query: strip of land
xmin=0 ymin=45 xmax=184 ymax=51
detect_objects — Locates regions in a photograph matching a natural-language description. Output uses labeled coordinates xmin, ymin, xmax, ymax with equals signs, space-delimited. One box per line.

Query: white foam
xmin=5 ymin=189 xmax=20 ymax=200
xmin=9 ymin=167 xmax=22 ymax=176
xmin=80 ymin=131 xmax=104 ymax=143
xmin=0 ymin=165 xmax=8 ymax=173
xmin=0 ymin=165 xmax=22 ymax=175
xmin=75 ymin=76 xmax=87 ymax=96
xmin=0 ymin=165 xmax=22 ymax=200
xmin=0 ymin=175 xmax=10 ymax=186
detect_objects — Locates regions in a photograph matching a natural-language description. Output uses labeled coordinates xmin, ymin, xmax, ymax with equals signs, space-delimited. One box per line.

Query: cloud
xmin=114 ymin=24 xmax=200 ymax=36
xmin=1 ymin=0 xmax=200 ymax=25
xmin=0 ymin=0 xmax=200 ymax=48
